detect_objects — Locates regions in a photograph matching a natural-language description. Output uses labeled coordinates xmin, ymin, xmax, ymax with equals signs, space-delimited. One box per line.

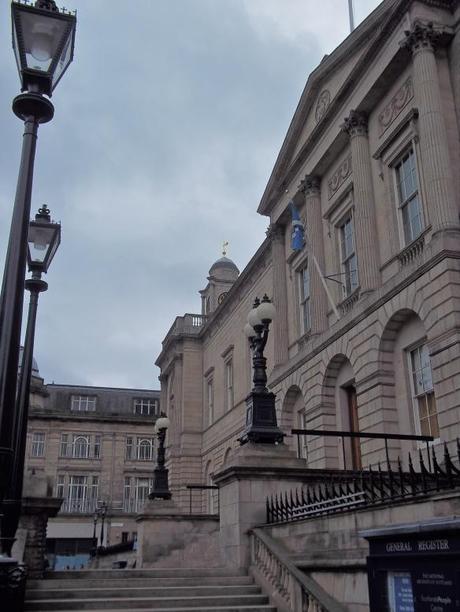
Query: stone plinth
xmin=213 ymin=442 xmax=307 ymax=569
xmin=12 ymin=497 xmax=62 ymax=579
xmin=136 ymin=498 xmax=222 ymax=568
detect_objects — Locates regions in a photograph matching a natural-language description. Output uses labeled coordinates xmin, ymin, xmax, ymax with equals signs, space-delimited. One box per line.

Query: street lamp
xmin=0 ymin=1 xmax=75 ymax=606
xmin=2 ymin=206 xmax=61 ymax=557
xmin=149 ymin=413 xmax=172 ymax=500
xmin=239 ymin=295 xmax=285 ymax=445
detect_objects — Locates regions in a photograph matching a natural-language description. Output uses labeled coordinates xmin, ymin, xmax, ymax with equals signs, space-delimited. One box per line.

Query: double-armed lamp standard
xmin=0 ymin=2 xmax=75 ymax=608
xmin=240 ymin=295 xmax=285 ymax=445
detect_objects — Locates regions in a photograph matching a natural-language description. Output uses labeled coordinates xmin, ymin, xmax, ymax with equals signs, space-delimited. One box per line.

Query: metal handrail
xmin=185 ymin=484 xmax=219 ymax=515
xmin=292 ymin=428 xmax=434 ymax=470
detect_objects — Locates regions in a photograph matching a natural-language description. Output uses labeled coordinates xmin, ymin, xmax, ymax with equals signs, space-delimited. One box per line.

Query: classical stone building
xmin=154 ymin=0 xmax=460 ymax=608
xmin=24 ymin=368 xmax=160 ymax=569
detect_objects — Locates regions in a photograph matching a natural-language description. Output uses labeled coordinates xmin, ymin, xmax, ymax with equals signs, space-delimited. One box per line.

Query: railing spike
xmin=408 ymin=452 xmax=418 ymax=496
xmin=444 ymin=442 xmax=454 ymax=487
xmin=397 ymin=456 xmax=405 ymax=497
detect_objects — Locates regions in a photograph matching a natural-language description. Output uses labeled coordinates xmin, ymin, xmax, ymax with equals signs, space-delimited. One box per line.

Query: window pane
xmin=410 ymin=345 xmax=438 ymax=439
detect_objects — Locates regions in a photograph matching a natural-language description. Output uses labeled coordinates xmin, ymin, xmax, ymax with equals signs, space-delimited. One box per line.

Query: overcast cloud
xmin=0 ymin=0 xmax=381 ymax=389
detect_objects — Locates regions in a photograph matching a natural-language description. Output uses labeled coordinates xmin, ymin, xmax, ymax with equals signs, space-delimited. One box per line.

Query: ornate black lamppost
xmin=2 ymin=206 xmax=61 ymax=557
xmin=98 ymin=502 xmax=107 ymax=548
xmin=149 ymin=413 xmax=172 ymax=500
xmin=91 ymin=510 xmax=98 ymax=555
xmin=0 ymin=1 xmax=75 ymax=606
xmin=240 ymin=295 xmax=285 ymax=445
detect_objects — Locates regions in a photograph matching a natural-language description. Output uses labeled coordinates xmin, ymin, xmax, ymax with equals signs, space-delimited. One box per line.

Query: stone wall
xmin=136 ymin=499 xmax=222 ymax=568
xmin=264 ymin=490 xmax=460 ymax=611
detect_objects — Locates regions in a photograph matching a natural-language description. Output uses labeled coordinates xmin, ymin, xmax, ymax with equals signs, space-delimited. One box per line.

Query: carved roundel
xmin=218 ymin=292 xmax=228 ymax=305
xmin=315 ymin=89 xmax=331 ymax=123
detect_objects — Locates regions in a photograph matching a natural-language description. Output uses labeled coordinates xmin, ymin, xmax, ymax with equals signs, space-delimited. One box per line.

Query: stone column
xmin=401 ymin=22 xmax=459 ymax=233
xmin=301 ymin=175 xmax=328 ymax=334
xmin=342 ymin=111 xmax=380 ymax=293
xmin=12 ymin=497 xmax=62 ymax=579
xmin=267 ymin=224 xmax=289 ymax=365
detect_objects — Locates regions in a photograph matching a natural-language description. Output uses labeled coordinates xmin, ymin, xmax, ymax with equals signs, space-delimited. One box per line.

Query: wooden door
xmin=347 ymin=386 xmax=361 ymax=470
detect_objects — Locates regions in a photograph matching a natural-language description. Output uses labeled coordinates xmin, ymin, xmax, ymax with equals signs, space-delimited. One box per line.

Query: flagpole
xmin=348 ymin=0 xmax=355 ymax=32
xmin=305 ymin=233 xmax=341 ymax=320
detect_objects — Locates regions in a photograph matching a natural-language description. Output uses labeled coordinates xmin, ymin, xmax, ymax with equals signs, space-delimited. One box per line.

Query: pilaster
xmin=300 ymin=175 xmax=328 ymax=334
xmin=401 ymin=22 xmax=459 ymax=233
xmin=342 ymin=110 xmax=380 ymax=293
xmin=267 ymin=224 xmax=289 ymax=365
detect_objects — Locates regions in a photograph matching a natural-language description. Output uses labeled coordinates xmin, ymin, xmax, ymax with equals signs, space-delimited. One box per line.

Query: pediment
xmin=290 ymin=38 xmax=374 ymax=162
xmin=257 ymin=0 xmax=401 ymax=216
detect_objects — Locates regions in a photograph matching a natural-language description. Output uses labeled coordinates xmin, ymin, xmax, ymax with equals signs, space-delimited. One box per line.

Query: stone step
xmin=28 ymin=576 xmax=254 ymax=590
xmin=29 ymin=608 xmax=277 ymax=612
xmin=27 ymin=585 xmax=260 ymax=600
xmin=45 ymin=568 xmax=245 ymax=580
xmin=25 ymin=594 xmax=270 ymax=610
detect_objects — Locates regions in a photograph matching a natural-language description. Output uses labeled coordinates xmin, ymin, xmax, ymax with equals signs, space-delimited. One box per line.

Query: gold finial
xmin=222 ymin=241 xmax=229 ymax=257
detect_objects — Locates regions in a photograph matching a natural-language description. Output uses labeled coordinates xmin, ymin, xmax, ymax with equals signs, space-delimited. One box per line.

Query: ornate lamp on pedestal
xmin=239 ymin=295 xmax=285 ymax=445
xmin=149 ymin=413 xmax=172 ymax=500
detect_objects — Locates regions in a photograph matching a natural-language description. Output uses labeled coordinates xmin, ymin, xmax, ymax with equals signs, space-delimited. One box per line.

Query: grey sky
xmin=0 ymin=0 xmax=381 ymax=389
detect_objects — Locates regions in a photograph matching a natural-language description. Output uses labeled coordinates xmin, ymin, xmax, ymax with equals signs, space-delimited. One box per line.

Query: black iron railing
xmin=185 ymin=484 xmax=219 ymax=515
xmin=96 ymin=539 xmax=135 ymax=556
xmin=292 ymin=428 xmax=434 ymax=470
xmin=266 ymin=440 xmax=460 ymax=524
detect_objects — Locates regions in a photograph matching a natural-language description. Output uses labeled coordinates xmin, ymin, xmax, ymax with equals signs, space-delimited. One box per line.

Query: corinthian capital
xmin=401 ymin=21 xmax=440 ymax=55
xmin=266 ymin=223 xmax=285 ymax=243
xmin=341 ymin=110 xmax=368 ymax=138
xmin=300 ymin=175 xmax=321 ymax=197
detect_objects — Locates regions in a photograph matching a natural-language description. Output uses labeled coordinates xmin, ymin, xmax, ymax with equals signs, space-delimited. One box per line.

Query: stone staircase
xmin=25 ymin=567 xmax=277 ymax=611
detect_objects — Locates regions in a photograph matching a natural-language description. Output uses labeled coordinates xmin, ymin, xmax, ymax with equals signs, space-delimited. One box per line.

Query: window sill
xmin=338 ymin=287 xmax=360 ymax=315
xmin=397 ymin=229 xmax=429 ymax=267
xmin=58 ymin=456 xmax=101 ymax=461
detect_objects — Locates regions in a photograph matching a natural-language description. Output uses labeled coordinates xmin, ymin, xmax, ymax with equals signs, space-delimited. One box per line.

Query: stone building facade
xmin=25 ymin=372 xmax=160 ymax=569
xmin=156 ymin=0 xmax=460 ymax=514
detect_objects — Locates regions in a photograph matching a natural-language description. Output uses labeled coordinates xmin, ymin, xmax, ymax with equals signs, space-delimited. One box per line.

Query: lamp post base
xmin=148 ymin=468 xmax=172 ymax=500
xmin=0 ymin=556 xmax=27 ymax=612
xmin=239 ymin=391 xmax=285 ymax=445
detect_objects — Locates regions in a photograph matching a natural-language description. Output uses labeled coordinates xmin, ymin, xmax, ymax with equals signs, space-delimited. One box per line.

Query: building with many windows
xmin=154 ymin=0 xmax=460 ymax=606
xmin=25 ymin=371 xmax=160 ymax=569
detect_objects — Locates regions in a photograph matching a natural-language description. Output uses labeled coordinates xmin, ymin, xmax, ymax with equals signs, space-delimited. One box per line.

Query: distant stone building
xmin=25 ymin=368 xmax=160 ymax=569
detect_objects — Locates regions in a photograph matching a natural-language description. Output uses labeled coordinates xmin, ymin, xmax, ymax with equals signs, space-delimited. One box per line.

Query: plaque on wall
xmin=387 ymin=572 xmax=415 ymax=612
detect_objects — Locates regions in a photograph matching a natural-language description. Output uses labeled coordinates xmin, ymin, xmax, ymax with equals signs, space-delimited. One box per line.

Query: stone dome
xmin=209 ymin=256 xmax=239 ymax=277
xmin=18 ymin=347 xmax=40 ymax=376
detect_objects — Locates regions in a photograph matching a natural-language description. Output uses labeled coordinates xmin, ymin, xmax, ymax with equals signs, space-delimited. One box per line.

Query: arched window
xmin=73 ymin=435 xmax=90 ymax=459
xmin=137 ymin=438 xmax=153 ymax=461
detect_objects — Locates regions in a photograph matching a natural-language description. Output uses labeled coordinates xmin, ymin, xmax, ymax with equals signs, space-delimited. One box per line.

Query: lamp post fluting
xmin=239 ymin=295 xmax=285 ymax=445
xmin=149 ymin=413 xmax=172 ymax=500
xmin=2 ymin=206 xmax=61 ymax=557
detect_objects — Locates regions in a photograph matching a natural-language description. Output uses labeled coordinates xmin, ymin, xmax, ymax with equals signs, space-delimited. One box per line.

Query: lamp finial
xmin=35 ymin=0 xmax=59 ymax=12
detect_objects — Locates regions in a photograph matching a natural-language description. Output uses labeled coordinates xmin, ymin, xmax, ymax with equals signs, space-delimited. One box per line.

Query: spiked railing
xmin=266 ymin=440 xmax=460 ymax=525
